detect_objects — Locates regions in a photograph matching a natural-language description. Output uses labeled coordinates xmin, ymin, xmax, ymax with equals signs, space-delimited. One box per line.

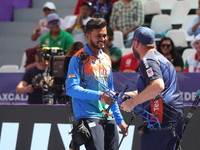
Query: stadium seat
xmin=18 ymin=52 xmax=26 ymax=73
xmin=143 ymin=1 xmax=162 ymax=26
xmin=185 ymin=0 xmax=198 ymax=10
xmin=113 ymin=31 xmax=125 ymax=50
xmin=169 ymin=1 xmax=191 ymax=26
xmin=166 ymin=29 xmax=188 ymax=47
xmin=180 ymin=14 xmax=196 ymax=42
xmin=182 ymin=48 xmax=196 ymax=64
xmin=150 ymin=14 xmax=172 ymax=41
xmin=144 ymin=1 xmax=161 ymax=15
xmin=121 ymin=48 xmax=133 ymax=57
xmin=157 ymin=0 xmax=176 ymax=11
xmin=0 ymin=65 xmax=19 ymax=73
xmin=140 ymin=0 xmax=147 ymax=5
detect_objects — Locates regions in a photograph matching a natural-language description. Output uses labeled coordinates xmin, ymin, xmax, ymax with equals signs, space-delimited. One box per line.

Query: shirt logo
xmin=91 ymin=60 xmax=95 ymax=65
xmin=45 ymin=39 xmax=49 ymax=44
xmin=134 ymin=36 xmax=138 ymax=41
xmin=68 ymin=74 xmax=75 ymax=79
xmin=143 ymin=58 xmax=149 ymax=68
xmin=146 ymin=67 xmax=154 ymax=77
xmin=126 ymin=59 xmax=132 ymax=66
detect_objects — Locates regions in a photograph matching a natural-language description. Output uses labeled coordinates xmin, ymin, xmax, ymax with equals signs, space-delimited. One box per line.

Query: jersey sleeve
xmin=140 ymin=58 xmax=163 ymax=84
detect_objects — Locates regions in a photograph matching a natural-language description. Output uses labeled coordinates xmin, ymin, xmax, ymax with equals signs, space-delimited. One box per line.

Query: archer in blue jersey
xmin=120 ymin=27 xmax=184 ymax=150
xmin=66 ymin=18 xmax=127 ymax=150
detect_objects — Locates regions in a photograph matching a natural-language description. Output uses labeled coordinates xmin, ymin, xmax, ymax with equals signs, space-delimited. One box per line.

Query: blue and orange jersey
xmin=66 ymin=44 xmax=124 ymax=125
xmin=137 ymin=49 xmax=183 ymax=125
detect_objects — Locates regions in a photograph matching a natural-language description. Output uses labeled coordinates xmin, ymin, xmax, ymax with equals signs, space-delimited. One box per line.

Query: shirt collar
xmin=84 ymin=44 xmax=103 ymax=59
xmin=48 ymin=29 xmax=62 ymax=40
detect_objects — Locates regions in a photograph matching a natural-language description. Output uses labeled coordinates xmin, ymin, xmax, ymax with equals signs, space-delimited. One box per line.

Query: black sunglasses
xmin=161 ymin=44 xmax=171 ymax=48
xmin=48 ymin=20 xmax=59 ymax=26
xmin=43 ymin=8 xmax=53 ymax=12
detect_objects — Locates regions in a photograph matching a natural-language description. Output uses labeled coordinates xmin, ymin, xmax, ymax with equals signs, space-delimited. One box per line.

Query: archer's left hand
xmin=118 ymin=122 xmax=128 ymax=136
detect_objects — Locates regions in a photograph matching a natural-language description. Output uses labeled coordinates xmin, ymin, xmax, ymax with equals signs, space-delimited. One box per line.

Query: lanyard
xmin=96 ymin=2 xmax=107 ymax=18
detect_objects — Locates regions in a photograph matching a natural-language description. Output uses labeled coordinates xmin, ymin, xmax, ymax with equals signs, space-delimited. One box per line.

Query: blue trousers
xmin=140 ymin=124 xmax=183 ymax=150
xmin=84 ymin=118 xmax=119 ymax=150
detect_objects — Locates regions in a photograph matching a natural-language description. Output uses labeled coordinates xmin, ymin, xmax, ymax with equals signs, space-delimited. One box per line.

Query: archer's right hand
xmin=100 ymin=92 xmax=113 ymax=105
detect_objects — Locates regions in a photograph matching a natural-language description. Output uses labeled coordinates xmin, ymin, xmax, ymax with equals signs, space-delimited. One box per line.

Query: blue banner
xmin=0 ymin=73 xmax=199 ymax=105
xmin=0 ymin=73 xmax=27 ymax=105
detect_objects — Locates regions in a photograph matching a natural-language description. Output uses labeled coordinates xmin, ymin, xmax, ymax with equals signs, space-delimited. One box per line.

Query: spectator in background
xmin=157 ymin=37 xmax=184 ymax=72
xmin=66 ymin=1 xmax=92 ymax=44
xmin=90 ymin=0 xmax=113 ymax=26
xmin=183 ymin=34 xmax=200 ymax=72
xmin=66 ymin=41 xmax=84 ymax=56
xmin=187 ymin=0 xmax=200 ymax=37
xmin=110 ymin=0 xmax=144 ymax=48
xmin=40 ymin=13 xmax=74 ymax=54
xmin=187 ymin=12 xmax=200 ymax=37
xmin=119 ymin=53 xmax=140 ymax=72
xmin=74 ymin=0 xmax=119 ymax=15
xmin=16 ymin=52 xmax=50 ymax=104
xmin=31 ymin=2 xmax=66 ymax=41
xmin=103 ymin=27 xmax=122 ymax=71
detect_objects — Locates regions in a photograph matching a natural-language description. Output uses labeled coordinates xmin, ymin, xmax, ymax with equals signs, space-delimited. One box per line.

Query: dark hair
xmin=81 ymin=1 xmax=93 ymax=10
xmin=157 ymin=37 xmax=176 ymax=55
xmin=107 ymin=27 xmax=114 ymax=37
xmin=86 ymin=18 xmax=107 ymax=33
xmin=66 ymin=42 xmax=84 ymax=56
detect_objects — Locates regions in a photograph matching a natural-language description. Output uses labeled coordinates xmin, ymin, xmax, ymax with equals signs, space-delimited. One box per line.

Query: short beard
xmin=133 ymin=48 xmax=140 ymax=59
xmin=90 ymin=39 xmax=104 ymax=49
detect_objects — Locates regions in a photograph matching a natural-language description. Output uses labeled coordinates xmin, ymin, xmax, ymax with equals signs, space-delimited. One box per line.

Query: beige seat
xmin=0 ymin=65 xmax=19 ymax=73
xmin=185 ymin=0 xmax=198 ymax=10
xmin=144 ymin=1 xmax=161 ymax=15
xmin=157 ymin=0 xmax=176 ymax=10
xmin=180 ymin=15 xmax=196 ymax=42
xmin=18 ymin=52 xmax=26 ymax=73
xmin=182 ymin=48 xmax=196 ymax=64
xmin=150 ymin=14 xmax=172 ymax=41
xmin=122 ymin=48 xmax=132 ymax=57
xmin=169 ymin=1 xmax=191 ymax=26
xmin=140 ymin=0 xmax=147 ymax=6
xmin=113 ymin=31 xmax=125 ymax=50
xmin=143 ymin=1 xmax=162 ymax=26
xmin=166 ymin=29 xmax=188 ymax=47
